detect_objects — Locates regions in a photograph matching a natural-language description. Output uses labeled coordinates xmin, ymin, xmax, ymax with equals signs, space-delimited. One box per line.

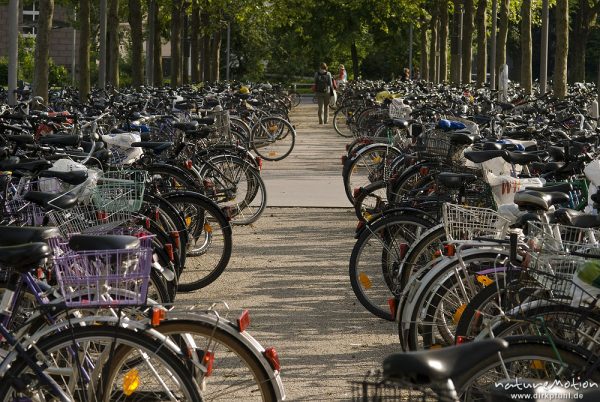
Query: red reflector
xmin=341 ymin=155 xmax=348 ymax=165
xmin=145 ymin=218 xmax=151 ymax=229
xmin=444 ymin=244 xmax=455 ymax=257
xmin=353 ymin=187 xmax=361 ymax=198
xmin=170 ymin=231 xmax=180 ymax=249
xmin=263 ymin=347 xmax=281 ymax=372
xmin=255 ymin=157 xmax=263 ymax=170
xmin=155 ymin=208 xmax=160 ymax=221
xmin=419 ymin=167 xmax=430 ymax=176
xmin=456 ymin=336 xmax=471 ymax=344
xmin=202 ymin=351 xmax=214 ymax=376
xmin=237 ymin=309 xmax=250 ymax=332
xmin=356 ymin=221 xmax=365 ymax=232
xmin=165 ymin=243 xmax=174 ymax=262
xmin=96 ymin=211 xmax=108 ymax=221
xmin=388 ymin=298 xmax=397 ymax=317
xmin=399 ymin=243 xmax=409 ymax=259
xmin=345 ymin=144 xmax=350 ymax=151
xmin=203 ymin=179 xmax=215 ymax=189
xmin=151 ymin=307 xmax=166 ymax=327
xmin=184 ymin=160 xmax=193 ymax=170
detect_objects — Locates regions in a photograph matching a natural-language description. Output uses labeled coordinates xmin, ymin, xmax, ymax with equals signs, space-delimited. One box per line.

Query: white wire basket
xmin=527 ymin=221 xmax=600 ymax=255
xmin=442 ymin=203 xmax=511 ymax=241
xmin=91 ymin=170 xmax=146 ymax=213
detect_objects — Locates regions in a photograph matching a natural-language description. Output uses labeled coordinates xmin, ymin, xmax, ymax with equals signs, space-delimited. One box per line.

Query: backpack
xmin=315 ymin=72 xmax=329 ymax=93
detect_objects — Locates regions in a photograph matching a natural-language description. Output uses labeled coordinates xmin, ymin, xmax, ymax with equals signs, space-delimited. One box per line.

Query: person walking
xmin=314 ymin=62 xmax=334 ymax=124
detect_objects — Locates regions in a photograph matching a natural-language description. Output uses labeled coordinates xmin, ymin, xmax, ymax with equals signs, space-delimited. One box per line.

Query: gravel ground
xmin=182 ymin=103 xmax=400 ymax=400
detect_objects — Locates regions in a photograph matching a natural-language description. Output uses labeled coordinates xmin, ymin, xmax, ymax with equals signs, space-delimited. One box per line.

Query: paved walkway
xmin=261 ymin=100 xmax=350 ymax=207
xmin=184 ymin=102 xmax=399 ymax=400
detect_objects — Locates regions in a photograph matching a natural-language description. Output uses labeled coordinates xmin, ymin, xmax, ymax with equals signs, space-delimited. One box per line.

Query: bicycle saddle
xmin=131 ymin=142 xmax=173 ymax=154
xmin=502 ymin=151 xmax=543 ymax=165
xmin=0 ymin=226 xmax=60 ymax=246
xmin=5 ymin=134 xmax=34 ymax=144
xmin=68 ymin=234 xmax=140 ymax=251
xmin=0 ymin=243 xmax=51 ymax=272
xmin=464 ymin=150 xmax=507 ymax=164
xmin=193 ymin=116 xmax=215 ymax=126
xmin=0 ymin=159 xmax=53 ymax=172
xmin=514 ymin=190 xmax=570 ymax=211
xmin=529 ymin=161 xmax=566 ymax=174
xmin=23 ymin=191 xmax=79 ymax=211
xmin=39 ymin=169 xmax=88 ymax=186
xmin=173 ymin=121 xmax=199 ymax=132
xmin=525 ymin=182 xmax=573 ymax=194
xmin=437 ymin=172 xmax=479 ymax=189
xmin=447 ymin=131 xmax=475 ymax=145
xmin=383 ymin=338 xmax=508 ymax=383
xmin=39 ymin=134 xmax=80 ymax=147
xmin=554 ymin=209 xmax=600 ymax=228
xmin=184 ymin=126 xmax=213 ymax=139
xmin=386 ymin=118 xmax=409 ymax=129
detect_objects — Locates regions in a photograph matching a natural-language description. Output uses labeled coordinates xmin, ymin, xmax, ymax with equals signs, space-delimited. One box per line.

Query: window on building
xmin=22 ymin=1 xmax=39 ymax=37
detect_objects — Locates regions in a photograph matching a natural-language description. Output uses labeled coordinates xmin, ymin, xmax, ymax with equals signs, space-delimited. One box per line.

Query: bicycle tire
xmin=349 ymin=214 xmax=434 ymax=320
xmin=163 ymin=191 xmax=233 ymax=291
xmin=333 ymin=106 xmax=354 ymax=137
xmin=155 ymin=319 xmax=280 ymax=401
xmin=0 ymin=326 xmax=202 ymax=401
xmin=250 ymin=117 xmax=296 ymax=161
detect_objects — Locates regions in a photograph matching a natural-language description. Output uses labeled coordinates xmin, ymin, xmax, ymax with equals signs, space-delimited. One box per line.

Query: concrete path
xmin=261 ymin=100 xmax=351 ymax=207
xmin=183 ymin=102 xmax=400 ymax=401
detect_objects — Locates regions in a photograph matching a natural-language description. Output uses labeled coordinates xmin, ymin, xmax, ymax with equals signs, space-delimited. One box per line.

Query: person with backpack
xmin=313 ymin=62 xmax=334 ymax=124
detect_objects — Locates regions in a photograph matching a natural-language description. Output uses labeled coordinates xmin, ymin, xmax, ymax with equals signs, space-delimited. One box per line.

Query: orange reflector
xmin=358 ymin=272 xmax=372 ymax=289
xmin=165 ymin=244 xmax=174 ymax=262
xmin=151 ymin=307 xmax=166 ymax=327
xmin=388 ymin=298 xmax=397 ymax=317
xmin=237 ymin=309 xmax=250 ymax=332
xmin=444 ymin=244 xmax=455 ymax=257
xmin=264 ymin=347 xmax=281 ymax=371
xmin=453 ymin=304 xmax=467 ymax=325
xmin=476 ymin=275 xmax=494 ymax=287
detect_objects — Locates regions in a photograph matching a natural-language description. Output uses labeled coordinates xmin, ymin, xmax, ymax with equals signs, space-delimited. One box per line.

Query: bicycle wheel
xmin=157 ymin=319 xmax=280 ymax=401
xmin=163 ymin=191 xmax=233 ymax=291
xmin=349 ymin=214 xmax=433 ymax=320
xmin=333 ymin=106 xmax=354 ymax=138
xmin=353 ymin=179 xmax=388 ymax=221
xmin=456 ymin=337 xmax=600 ymax=401
xmin=343 ymin=145 xmax=402 ymax=203
xmin=250 ymin=117 xmax=296 ymax=161
xmin=289 ymin=91 xmax=301 ymax=107
xmin=399 ymin=224 xmax=446 ymax=288
xmin=198 ymin=154 xmax=267 ymax=225
xmin=0 ymin=326 xmax=202 ymax=401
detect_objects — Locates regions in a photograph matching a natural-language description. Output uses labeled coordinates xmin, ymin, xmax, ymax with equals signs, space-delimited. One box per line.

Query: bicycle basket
xmin=351 ymin=370 xmax=441 ymax=401
xmin=53 ymin=245 xmax=152 ymax=307
xmin=527 ymin=221 xmax=600 ymax=255
xmin=415 ymin=129 xmax=465 ymax=162
xmin=47 ymin=204 xmax=136 ymax=237
xmin=442 ymin=203 xmax=511 ymax=241
xmin=91 ymin=170 xmax=146 ymax=213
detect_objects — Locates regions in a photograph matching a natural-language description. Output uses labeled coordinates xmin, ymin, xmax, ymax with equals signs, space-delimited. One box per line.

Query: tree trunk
xmin=439 ymin=0 xmax=449 ymax=82
xmin=420 ymin=18 xmax=429 ymax=81
xmin=210 ymin=29 xmax=222 ymax=82
xmin=496 ymin=0 xmax=510 ymax=71
xmin=553 ymin=0 xmax=569 ymax=98
xmin=570 ymin=0 xmax=598 ymax=83
xmin=107 ymin=0 xmax=119 ymax=88
xmin=78 ymin=0 xmax=91 ymax=98
xmin=33 ymin=0 xmax=54 ymax=101
xmin=201 ymin=12 xmax=210 ymax=81
xmin=171 ymin=0 xmax=182 ymax=86
xmin=128 ymin=0 xmax=143 ymax=88
xmin=450 ymin=0 xmax=461 ymax=83
xmin=475 ymin=0 xmax=487 ymax=87
xmin=190 ymin=0 xmax=200 ymax=83
xmin=152 ymin=0 xmax=163 ymax=86
xmin=520 ymin=0 xmax=532 ymax=94
xmin=462 ymin=0 xmax=475 ymax=83
xmin=351 ymin=40 xmax=359 ymax=79
xmin=429 ymin=10 xmax=438 ymax=82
